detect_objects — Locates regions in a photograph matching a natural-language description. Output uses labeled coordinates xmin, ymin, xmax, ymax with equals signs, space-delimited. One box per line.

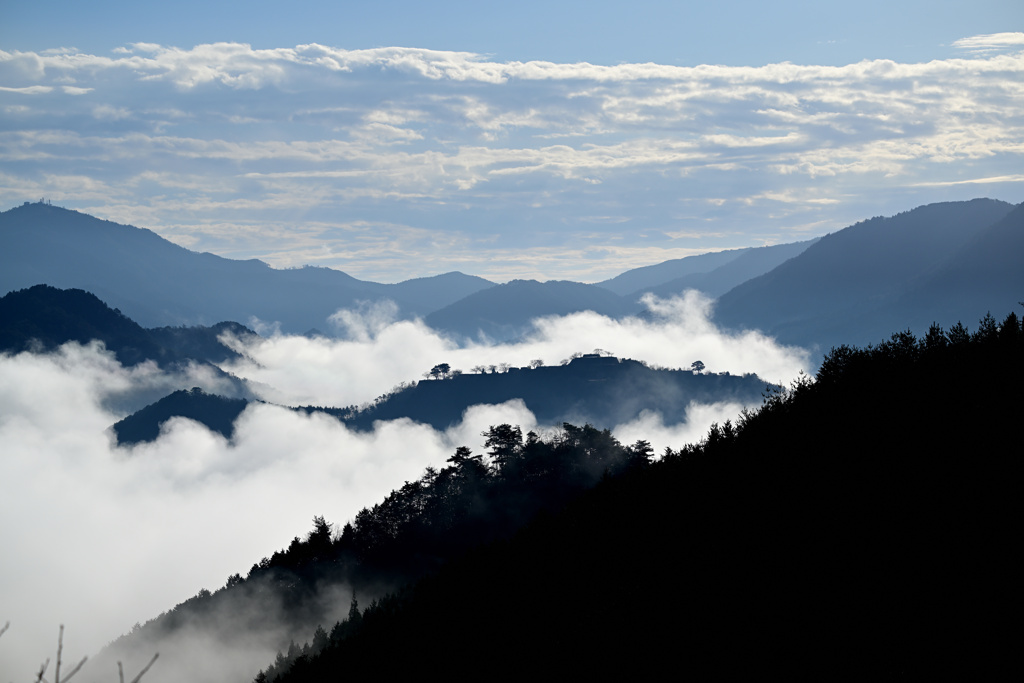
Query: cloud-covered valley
xmin=2 ymin=39 xmax=1023 ymax=281
xmin=0 ymin=293 xmax=807 ymax=680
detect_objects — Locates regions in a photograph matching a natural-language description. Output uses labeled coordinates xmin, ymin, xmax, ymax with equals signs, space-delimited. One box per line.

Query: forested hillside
xmin=253 ymin=307 xmax=1022 ymax=679
xmin=0 ymin=284 xmax=253 ymax=368
xmin=93 ymin=422 xmax=659 ymax=679
xmin=333 ymin=354 xmax=767 ymax=431
xmin=113 ymin=388 xmax=253 ymax=445
xmin=113 ymin=355 xmax=770 ymax=445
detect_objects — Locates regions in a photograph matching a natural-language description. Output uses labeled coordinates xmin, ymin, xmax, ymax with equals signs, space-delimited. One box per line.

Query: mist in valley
xmin=0 ymin=292 xmax=808 ymax=681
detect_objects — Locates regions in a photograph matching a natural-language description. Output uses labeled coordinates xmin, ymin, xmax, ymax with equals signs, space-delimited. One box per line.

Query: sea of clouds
xmin=0 ymin=293 xmax=808 ymax=681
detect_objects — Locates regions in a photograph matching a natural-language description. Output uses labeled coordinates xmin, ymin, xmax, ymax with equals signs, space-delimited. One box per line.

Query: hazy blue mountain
xmin=896 ymin=201 xmax=1024 ymax=328
xmin=0 ymin=203 xmax=494 ymax=334
xmin=147 ymin=321 xmax=259 ymax=365
xmin=626 ymin=238 xmax=818 ymax=301
xmin=596 ymin=248 xmax=746 ymax=295
xmin=387 ymin=271 xmax=495 ymax=315
xmin=712 ymin=198 xmax=1017 ymax=353
xmin=424 ymin=279 xmax=637 ymax=341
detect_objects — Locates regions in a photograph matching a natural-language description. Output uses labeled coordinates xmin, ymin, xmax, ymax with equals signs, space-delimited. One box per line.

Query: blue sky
xmin=1 ymin=1 xmax=1023 ymax=281
xmin=4 ymin=1 xmax=1020 ymax=66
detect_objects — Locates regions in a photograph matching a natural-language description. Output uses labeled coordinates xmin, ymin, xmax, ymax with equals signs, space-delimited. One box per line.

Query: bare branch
xmin=0 ymin=620 xmax=9 ymax=638
xmin=127 ymin=653 xmax=159 ymax=683
xmin=61 ymin=656 xmax=88 ymax=682
xmin=55 ymin=625 xmax=63 ymax=683
xmin=35 ymin=657 xmax=50 ymax=683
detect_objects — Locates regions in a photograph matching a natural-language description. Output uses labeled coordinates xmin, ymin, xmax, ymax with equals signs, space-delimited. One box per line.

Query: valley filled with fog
xmin=0 ymin=291 xmax=809 ymax=678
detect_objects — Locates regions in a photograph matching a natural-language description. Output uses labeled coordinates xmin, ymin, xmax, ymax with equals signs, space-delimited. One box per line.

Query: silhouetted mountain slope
xmin=341 ymin=354 xmax=768 ymax=430
xmin=264 ymin=308 xmax=1023 ymax=680
xmin=113 ymin=388 xmax=252 ymax=445
xmin=424 ymin=280 xmax=636 ymax=341
xmin=93 ymin=422 xmax=660 ymax=682
xmin=112 ymin=355 xmax=769 ymax=445
xmin=596 ymin=248 xmax=746 ymax=295
xmin=630 ymin=238 xmax=817 ymax=300
xmin=0 ymin=285 xmax=257 ymax=369
xmin=147 ymin=321 xmax=259 ymax=365
xmin=713 ymin=198 xmax=1016 ymax=352
xmin=0 ymin=284 xmax=174 ymax=366
xmin=0 ymin=203 xmax=494 ymax=333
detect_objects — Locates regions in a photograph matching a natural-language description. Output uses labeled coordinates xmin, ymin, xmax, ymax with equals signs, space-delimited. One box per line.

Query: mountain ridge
xmin=712 ymin=198 xmax=1018 ymax=352
xmin=0 ymin=203 xmax=495 ymax=334
xmin=4 ymin=197 xmax=1022 ymax=356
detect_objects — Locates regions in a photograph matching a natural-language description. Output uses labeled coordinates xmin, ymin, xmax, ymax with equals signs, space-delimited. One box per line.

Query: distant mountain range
xmin=596 ymin=239 xmax=819 ymax=300
xmin=424 ymin=279 xmax=639 ymax=341
xmin=0 ymin=284 xmax=770 ymax=445
xmin=2 ymin=197 xmax=1022 ymax=353
xmin=713 ymin=198 xmax=1022 ymax=352
xmin=0 ymin=203 xmax=493 ymax=334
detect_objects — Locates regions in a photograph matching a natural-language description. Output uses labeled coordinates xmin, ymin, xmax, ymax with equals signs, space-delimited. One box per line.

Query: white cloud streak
xmin=224 ymin=291 xmax=808 ymax=409
xmin=1 ymin=41 xmax=1022 ymax=281
xmin=952 ymin=32 xmax=1024 ymax=56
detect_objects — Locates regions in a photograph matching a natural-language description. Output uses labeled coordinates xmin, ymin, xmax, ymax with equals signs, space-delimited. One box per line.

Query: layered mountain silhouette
xmin=3 ymin=197 xmax=1022 ymax=355
xmin=597 ymin=247 xmax=750 ymax=294
xmin=0 ymin=202 xmax=494 ymax=334
xmin=626 ymin=238 xmax=819 ymax=300
xmin=113 ymin=355 xmax=771 ymax=445
xmin=8 ymin=196 xmax=1023 ymax=680
xmin=597 ymin=239 xmax=818 ymax=300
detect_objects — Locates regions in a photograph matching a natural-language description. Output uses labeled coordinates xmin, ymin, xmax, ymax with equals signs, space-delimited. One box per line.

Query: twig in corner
xmin=121 ymin=653 xmax=159 ymax=683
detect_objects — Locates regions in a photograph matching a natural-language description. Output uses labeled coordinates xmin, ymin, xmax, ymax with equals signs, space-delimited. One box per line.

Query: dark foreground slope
xmin=93 ymin=424 xmax=658 ymax=682
xmin=264 ymin=309 xmax=1022 ymax=680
